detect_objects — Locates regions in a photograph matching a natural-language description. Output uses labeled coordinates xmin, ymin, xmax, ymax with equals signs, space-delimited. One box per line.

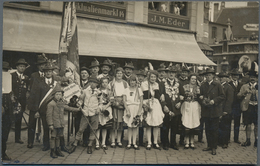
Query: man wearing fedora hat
xmin=2 ymin=61 xmax=15 ymax=160
xmin=12 ymin=58 xmax=30 ymax=144
xmin=89 ymin=59 xmax=100 ymax=78
xmin=217 ymin=72 xmax=234 ymax=149
xmin=200 ymin=68 xmax=225 ymax=155
xmin=229 ymin=68 xmax=243 ymax=144
xmin=27 ymin=55 xmax=47 ymax=148
xmin=29 ymin=62 xmax=60 ymax=151
xmin=97 ymin=59 xmax=114 ymax=82
xmin=123 ymin=62 xmax=135 ymax=82
xmin=238 ymin=71 xmax=258 ymax=147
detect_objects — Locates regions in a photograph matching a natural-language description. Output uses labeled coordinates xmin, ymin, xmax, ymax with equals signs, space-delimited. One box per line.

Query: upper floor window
xmin=148 ymin=2 xmax=187 ymax=16
xmin=212 ymin=26 xmax=217 ymax=39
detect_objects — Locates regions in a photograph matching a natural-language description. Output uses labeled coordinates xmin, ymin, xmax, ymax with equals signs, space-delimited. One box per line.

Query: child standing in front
xmin=123 ymin=75 xmax=143 ymax=150
xmin=46 ymin=86 xmax=80 ymax=158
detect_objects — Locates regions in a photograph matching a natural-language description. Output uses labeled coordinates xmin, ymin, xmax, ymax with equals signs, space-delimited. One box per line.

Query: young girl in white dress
xmin=123 ymin=75 xmax=143 ymax=150
xmin=95 ymin=77 xmax=113 ymax=150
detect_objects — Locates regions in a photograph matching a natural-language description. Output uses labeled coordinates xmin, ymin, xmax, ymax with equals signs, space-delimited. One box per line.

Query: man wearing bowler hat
xmin=12 ymin=59 xmax=30 ymax=144
xmin=89 ymin=59 xmax=100 ymax=78
xmin=122 ymin=62 xmax=135 ymax=82
xmin=97 ymin=59 xmax=114 ymax=82
xmin=238 ymin=71 xmax=258 ymax=147
xmin=200 ymin=68 xmax=225 ymax=155
xmin=27 ymin=54 xmax=47 ymax=148
xmin=217 ymin=72 xmax=234 ymax=149
xmin=229 ymin=68 xmax=243 ymax=144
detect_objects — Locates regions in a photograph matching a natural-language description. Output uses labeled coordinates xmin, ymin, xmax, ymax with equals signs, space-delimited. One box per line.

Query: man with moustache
xmin=217 ymin=72 xmax=234 ymax=149
xmin=12 ymin=59 xmax=30 ymax=144
xmin=27 ymin=55 xmax=47 ymax=148
xmin=200 ymin=68 xmax=225 ymax=155
xmin=122 ymin=62 xmax=135 ymax=81
xmin=97 ymin=59 xmax=114 ymax=82
xmin=89 ymin=59 xmax=100 ymax=78
xmin=229 ymin=68 xmax=243 ymax=144
xmin=238 ymin=71 xmax=258 ymax=147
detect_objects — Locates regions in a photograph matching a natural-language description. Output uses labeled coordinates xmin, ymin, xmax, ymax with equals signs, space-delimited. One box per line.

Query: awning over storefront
xmin=197 ymin=41 xmax=214 ymax=52
xmin=3 ymin=8 xmax=215 ymax=66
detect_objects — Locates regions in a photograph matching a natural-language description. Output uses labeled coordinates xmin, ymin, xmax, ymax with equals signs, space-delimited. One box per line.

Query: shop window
xmin=148 ymin=2 xmax=187 ymax=16
xmin=9 ymin=2 xmax=40 ymax=7
xmin=212 ymin=26 xmax=217 ymax=39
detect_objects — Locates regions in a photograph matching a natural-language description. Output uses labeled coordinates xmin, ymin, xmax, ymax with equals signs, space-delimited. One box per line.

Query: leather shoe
xmin=2 ymin=154 xmax=11 ymax=160
xmin=171 ymin=145 xmax=179 ymax=150
xmin=163 ymin=146 xmax=169 ymax=150
xmin=234 ymin=140 xmax=241 ymax=144
xmin=203 ymin=147 xmax=212 ymax=151
xmin=15 ymin=139 xmax=24 ymax=144
xmin=241 ymin=140 xmax=251 ymax=147
xmin=68 ymin=145 xmax=77 ymax=154
xmin=42 ymin=146 xmax=50 ymax=151
xmin=27 ymin=144 xmax=33 ymax=149
xmin=87 ymin=146 xmax=93 ymax=154
xmin=222 ymin=144 xmax=228 ymax=149
xmin=212 ymin=148 xmax=216 ymax=155
xmin=82 ymin=143 xmax=88 ymax=147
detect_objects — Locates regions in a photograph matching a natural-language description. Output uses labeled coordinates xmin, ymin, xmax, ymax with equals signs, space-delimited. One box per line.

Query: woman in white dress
xmin=180 ymin=73 xmax=201 ymax=149
xmin=95 ymin=77 xmax=113 ymax=150
xmin=141 ymin=70 xmax=165 ymax=150
xmin=123 ymin=75 xmax=143 ymax=150
xmin=108 ymin=67 xmax=128 ymax=148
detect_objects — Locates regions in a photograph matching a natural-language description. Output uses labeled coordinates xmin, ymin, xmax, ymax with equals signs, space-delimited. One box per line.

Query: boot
xmin=50 ymin=149 xmax=58 ymax=158
xmin=60 ymin=137 xmax=69 ymax=152
xmin=68 ymin=145 xmax=77 ymax=154
xmin=56 ymin=147 xmax=64 ymax=157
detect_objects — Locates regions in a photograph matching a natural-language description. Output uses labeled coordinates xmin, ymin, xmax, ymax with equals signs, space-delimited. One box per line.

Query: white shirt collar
xmin=208 ymin=80 xmax=213 ymax=85
xmin=16 ymin=71 xmax=23 ymax=77
xmin=45 ymin=77 xmax=52 ymax=83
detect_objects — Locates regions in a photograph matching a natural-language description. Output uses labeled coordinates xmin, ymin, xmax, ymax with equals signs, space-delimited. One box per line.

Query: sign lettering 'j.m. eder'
xmin=75 ymin=2 xmax=126 ymax=20
xmin=148 ymin=13 xmax=189 ymax=30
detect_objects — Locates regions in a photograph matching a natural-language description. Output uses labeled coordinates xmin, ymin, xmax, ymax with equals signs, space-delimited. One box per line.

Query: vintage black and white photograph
xmin=1 ymin=1 xmax=258 ymax=165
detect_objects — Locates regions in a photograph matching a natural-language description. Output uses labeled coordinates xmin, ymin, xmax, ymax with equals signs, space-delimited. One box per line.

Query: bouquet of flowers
xmin=202 ymin=97 xmax=211 ymax=106
xmin=185 ymin=92 xmax=194 ymax=102
xmin=132 ymin=115 xmax=141 ymax=126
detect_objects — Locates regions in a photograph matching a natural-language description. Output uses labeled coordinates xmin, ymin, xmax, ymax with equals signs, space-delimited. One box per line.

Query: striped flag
xmin=58 ymin=2 xmax=80 ymax=85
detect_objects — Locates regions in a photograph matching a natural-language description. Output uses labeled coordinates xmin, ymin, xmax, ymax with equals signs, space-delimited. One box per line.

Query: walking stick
xmin=67 ymin=111 xmax=71 ymax=145
xmin=71 ymin=114 xmax=74 ymax=136
xmin=80 ymin=107 xmax=107 ymax=154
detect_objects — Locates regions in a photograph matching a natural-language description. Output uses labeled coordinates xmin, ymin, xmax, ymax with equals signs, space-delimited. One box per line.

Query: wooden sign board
xmin=63 ymin=83 xmax=82 ymax=103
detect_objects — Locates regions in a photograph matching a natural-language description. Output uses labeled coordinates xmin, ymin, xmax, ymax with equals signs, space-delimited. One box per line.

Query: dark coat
xmin=229 ymin=80 xmax=243 ymax=104
xmin=164 ymin=79 xmax=180 ymax=116
xmin=200 ymin=81 xmax=225 ymax=118
xmin=221 ymin=82 xmax=234 ymax=114
xmin=27 ymin=76 xmax=56 ymax=113
xmin=11 ymin=72 xmax=29 ymax=106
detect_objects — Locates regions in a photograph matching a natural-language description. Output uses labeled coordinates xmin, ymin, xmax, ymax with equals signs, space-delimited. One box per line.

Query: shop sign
xmin=75 ymin=2 xmax=126 ymax=20
xmin=243 ymin=24 xmax=259 ymax=31
xmin=148 ymin=13 xmax=189 ymax=30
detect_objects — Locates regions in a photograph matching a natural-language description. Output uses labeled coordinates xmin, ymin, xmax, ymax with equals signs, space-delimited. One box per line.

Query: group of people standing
xmin=2 ymin=54 xmax=258 ymax=160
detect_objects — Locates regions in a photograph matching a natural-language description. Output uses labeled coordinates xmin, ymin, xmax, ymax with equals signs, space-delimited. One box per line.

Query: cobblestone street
xmin=2 ymin=112 xmax=258 ymax=165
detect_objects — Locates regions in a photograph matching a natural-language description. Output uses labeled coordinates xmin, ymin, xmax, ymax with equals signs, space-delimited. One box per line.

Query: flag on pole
xmin=59 ymin=2 xmax=80 ymax=85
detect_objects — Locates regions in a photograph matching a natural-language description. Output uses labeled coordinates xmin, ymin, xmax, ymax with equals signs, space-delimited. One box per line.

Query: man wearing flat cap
xmin=27 ymin=55 xmax=47 ymax=148
xmin=229 ymin=68 xmax=243 ymax=144
xmin=217 ymin=72 xmax=234 ymax=149
xmin=200 ymin=68 xmax=225 ymax=155
xmin=238 ymin=71 xmax=258 ymax=147
xmin=12 ymin=59 xmax=30 ymax=144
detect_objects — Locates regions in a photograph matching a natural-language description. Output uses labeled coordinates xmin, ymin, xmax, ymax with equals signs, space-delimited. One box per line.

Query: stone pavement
xmin=2 ymin=111 xmax=258 ymax=165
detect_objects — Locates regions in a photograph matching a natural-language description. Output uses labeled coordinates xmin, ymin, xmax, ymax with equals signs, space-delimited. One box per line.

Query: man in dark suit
xmin=29 ymin=63 xmax=59 ymax=151
xmin=218 ymin=72 xmax=234 ymax=149
xmin=12 ymin=59 xmax=30 ymax=144
xmin=229 ymin=68 xmax=243 ymax=144
xmin=122 ymin=62 xmax=134 ymax=82
xmin=162 ymin=66 xmax=181 ymax=150
xmin=75 ymin=66 xmax=91 ymax=147
xmin=97 ymin=59 xmax=114 ymax=82
xmin=27 ymin=55 xmax=47 ymax=148
xmin=200 ymin=68 xmax=225 ymax=155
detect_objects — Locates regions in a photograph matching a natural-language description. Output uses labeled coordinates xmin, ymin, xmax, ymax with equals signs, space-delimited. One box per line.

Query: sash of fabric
xmin=39 ymin=81 xmax=57 ymax=110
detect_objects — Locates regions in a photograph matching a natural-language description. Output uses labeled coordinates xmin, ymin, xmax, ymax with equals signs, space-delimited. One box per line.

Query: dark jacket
xmin=11 ymin=72 xmax=29 ymax=106
xmin=221 ymin=82 xmax=234 ymax=114
xmin=200 ymin=81 xmax=225 ymax=118
xmin=229 ymin=80 xmax=243 ymax=105
xmin=46 ymin=99 xmax=79 ymax=128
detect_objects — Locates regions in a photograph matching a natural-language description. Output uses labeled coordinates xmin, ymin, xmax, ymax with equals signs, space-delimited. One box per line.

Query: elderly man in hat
xmin=2 ymin=62 xmax=15 ymax=160
xmin=217 ymin=72 xmax=234 ymax=149
xmin=229 ymin=68 xmax=243 ymax=144
xmin=157 ymin=63 xmax=167 ymax=83
xmin=69 ymin=76 xmax=101 ymax=154
xmin=27 ymin=55 xmax=47 ymax=148
xmin=97 ymin=59 xmax=114 ymax=82
xmin=200 ymin=68 xmax=225 ymax=155
xmin=162 ymin=66 xmax=181 ymax=150
xmin=122 ymin=62 xmax=135 ymax=81
xmin=89 ymin=59 xmax=100 ymax=78
xmin=11 ymin=59 xmax=30 ymax=144
xmin=238 ymin=71 xmax=258 ymax=147
xmin=29 ymin=63 xmax=60 ymax=151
